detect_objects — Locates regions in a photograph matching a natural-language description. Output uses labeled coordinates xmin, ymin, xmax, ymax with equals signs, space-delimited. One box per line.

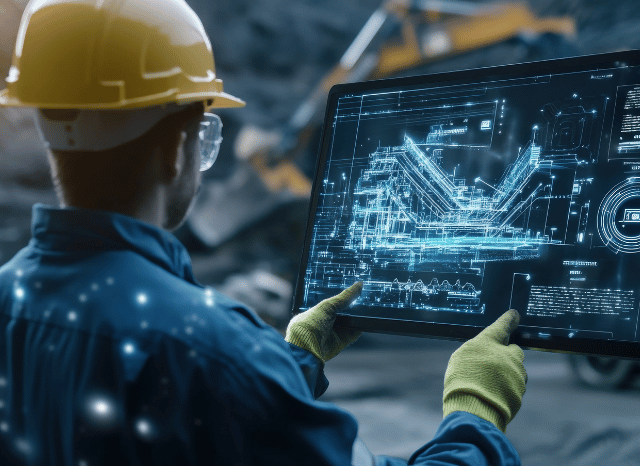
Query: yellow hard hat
xmin=0 ymin=0 xmax=244 ymax=111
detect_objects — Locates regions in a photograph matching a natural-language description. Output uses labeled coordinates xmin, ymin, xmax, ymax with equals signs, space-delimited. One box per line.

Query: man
xmin=0 ymin=0 xmax=527 ymax=464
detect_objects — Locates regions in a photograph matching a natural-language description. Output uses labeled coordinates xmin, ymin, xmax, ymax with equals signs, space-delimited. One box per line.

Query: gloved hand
xmin=443 ymin=309 xmax=527 ymax=433
xmin=285 ymin=282 xmax=363 ymax=363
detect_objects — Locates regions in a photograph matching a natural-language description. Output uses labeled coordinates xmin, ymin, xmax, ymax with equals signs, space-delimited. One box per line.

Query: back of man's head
xmin=42 ymin=104 xmax=204 ymax=216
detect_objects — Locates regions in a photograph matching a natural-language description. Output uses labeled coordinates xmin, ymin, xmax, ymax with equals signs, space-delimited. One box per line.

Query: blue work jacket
xmin=0 ymin=204 xmax=521 ymax=465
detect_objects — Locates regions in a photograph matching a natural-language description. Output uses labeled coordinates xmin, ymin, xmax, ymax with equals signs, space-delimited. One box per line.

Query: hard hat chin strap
xmin=35 ymin=103 xmax=186 ymax=152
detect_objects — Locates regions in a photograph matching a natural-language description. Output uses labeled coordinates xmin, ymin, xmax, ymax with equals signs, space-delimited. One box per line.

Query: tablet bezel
xmin=292 ymin=49 xmax=640 ymax=360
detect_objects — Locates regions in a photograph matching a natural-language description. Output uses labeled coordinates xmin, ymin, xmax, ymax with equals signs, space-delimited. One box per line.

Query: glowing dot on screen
xmin=185 ymin=326 xmax=193 ymax=335
xmin=136 ymin=293 xmax=148 ymax=305
xmin=91 ymin=283 xmax=100 ymax=291
xmin=205 ymin=298 xmax=214 ymax=307
xmin=48 ymin=345 xmax=55 ymax=352
xmin=106 ymin=277 xmax=114 ymax=286
xmin=78 ymin=294 xmax=87 ymax=303
xmin=0 ymin=377 xmax=7 ymax=387
xmin=205 ymin=288 xmax=213 ymax=297
xmin=14 ymin=288 xmax=24 ymax=299
xmin=189 ymin=350 xmax=197 ymax=358
xmin=0 ymin=400 xmax=5 ymax=409
xmin=140 ymin=321 xmax=149 ymax=329
xmin=0 ymin=422 xmax=8 ymax=432
xmin=68 ymin=311 xmax=77 ymax=321
xmin=43 ymin=310 xmax=51 ymax=318
xmin=15 ymin=269 xmax=23 ymax=277
xmin=123 ymin=343 xmax=135 ymax=354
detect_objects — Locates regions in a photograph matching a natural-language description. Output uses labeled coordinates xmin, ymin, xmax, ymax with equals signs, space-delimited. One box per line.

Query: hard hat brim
xmin=0 ymin=87 xmax=245 ymax=110
xmin=201 ymin=92 xmax=246 ymax=110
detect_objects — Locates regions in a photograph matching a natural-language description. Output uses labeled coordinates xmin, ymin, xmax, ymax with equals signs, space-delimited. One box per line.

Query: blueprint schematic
xmin=299 ymin=60 xmax=640 ymax=344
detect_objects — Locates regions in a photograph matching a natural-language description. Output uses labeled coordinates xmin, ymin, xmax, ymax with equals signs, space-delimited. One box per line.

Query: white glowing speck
xmin=205 ymin=297 xmax=214 ymax=307
xmin=140 ymin=321 xmax=149 ymax=329
xmin=189 ymin=350 xmax=197 ymax=358
xmin=43 ymin=310 xmax=51 ymax=318
xmin=106 ymin=277 xmax=114 ymax=285
xmin=14 ymin=288 xmax=25 ymax=299
xmin=68 ymin=311 xmax=78 ymax=321
xmin=15 ymin=438 xmax=32 ymax=455
xmin=0 ymin=422 xmax=8 ymax=432
xmin=91 ymin=283 xmax=100 ymax=291
xmin=185 ymin=326 xmax=193 ymax=335
xmin=123 ymin=343 xmax=135 ymax=354
xmin=205 ymin=288 xmax=213 ymax=296
xmin=91 ymin=398 xmax=113 ymax=417
xmin=78 ymin=294 xmax=87 ymax=303
xmin=136 ymin=293 xmax=148 ymax=305
xmin=136 ymin=418 xmax=152 ymax=437
xmin=48 ymin=344 xmax=55 ymax=352
xmin=0 ymin=377 xmax=6 ymax=387
xmin=0 ymin=400 xmax=5 ymax=409
xmin=15 ymin=269 xmax=23 ymax=277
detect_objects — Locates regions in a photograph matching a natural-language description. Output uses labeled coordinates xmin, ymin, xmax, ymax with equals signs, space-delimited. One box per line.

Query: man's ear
xmin=156 ymin=130 xmax=187 ymax=184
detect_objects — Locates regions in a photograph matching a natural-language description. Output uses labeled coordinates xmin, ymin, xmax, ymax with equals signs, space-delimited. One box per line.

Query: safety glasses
xmin=198 ymin=113 xmax=223 ymax=171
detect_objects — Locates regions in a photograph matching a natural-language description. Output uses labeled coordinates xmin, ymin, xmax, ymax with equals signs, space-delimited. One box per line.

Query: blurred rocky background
xmin=3 ymin=0 xmax=640 ymax=464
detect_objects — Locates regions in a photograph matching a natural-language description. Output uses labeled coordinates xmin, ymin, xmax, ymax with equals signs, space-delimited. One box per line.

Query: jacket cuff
xmin=443 ymin=392 xmax=506 ymax=433
xmin=287 ymin=342 xmax=329 ymax=399
xmin=286 ymin=326 xmax=323 ymax=362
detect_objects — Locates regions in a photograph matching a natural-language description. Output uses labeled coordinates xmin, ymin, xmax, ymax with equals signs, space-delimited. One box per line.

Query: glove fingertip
xmin=336 ymin=281 xmax=364 ymax=306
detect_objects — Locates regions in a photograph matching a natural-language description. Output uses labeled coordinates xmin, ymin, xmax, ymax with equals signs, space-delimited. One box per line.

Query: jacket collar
xmin=30 ymin=203 xmax=198 ymax=284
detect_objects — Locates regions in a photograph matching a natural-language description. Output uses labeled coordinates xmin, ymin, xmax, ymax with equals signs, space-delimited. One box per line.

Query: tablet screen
xmin=294 ymin=51 xmax=640 ymax=355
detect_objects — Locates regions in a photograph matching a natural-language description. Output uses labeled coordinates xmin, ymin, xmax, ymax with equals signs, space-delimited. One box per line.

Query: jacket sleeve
xmin=368 ymin=412 xmax=520 ymax=466
xmin=201 ymin=331 xmax=358 ymax=465
xmin=287 ymin=342 xmax=329 ymax=399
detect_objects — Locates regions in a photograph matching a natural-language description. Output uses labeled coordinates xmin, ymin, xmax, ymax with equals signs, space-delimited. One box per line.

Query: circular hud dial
xmin=598 ymin=177 xmax=640 ymax=254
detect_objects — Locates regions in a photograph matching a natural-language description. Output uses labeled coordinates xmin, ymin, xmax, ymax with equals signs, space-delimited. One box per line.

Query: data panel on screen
xmin=300 ymin=59 xmax=640 ymax=344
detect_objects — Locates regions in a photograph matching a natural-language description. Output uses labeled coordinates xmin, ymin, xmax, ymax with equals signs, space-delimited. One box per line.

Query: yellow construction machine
xmin=233 ymin=0 xmax=576 ymax=198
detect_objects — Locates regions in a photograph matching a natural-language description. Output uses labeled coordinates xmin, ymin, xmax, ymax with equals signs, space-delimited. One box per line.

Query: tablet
xmin=292 ymin=49 xmax=640 ymax=359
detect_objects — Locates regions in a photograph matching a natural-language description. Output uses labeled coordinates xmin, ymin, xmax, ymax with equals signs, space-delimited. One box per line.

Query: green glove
xmin=443 ymin=309 xmax=527 ymax=433
xmin=285 ymin=282 xmax=363 ymax=363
